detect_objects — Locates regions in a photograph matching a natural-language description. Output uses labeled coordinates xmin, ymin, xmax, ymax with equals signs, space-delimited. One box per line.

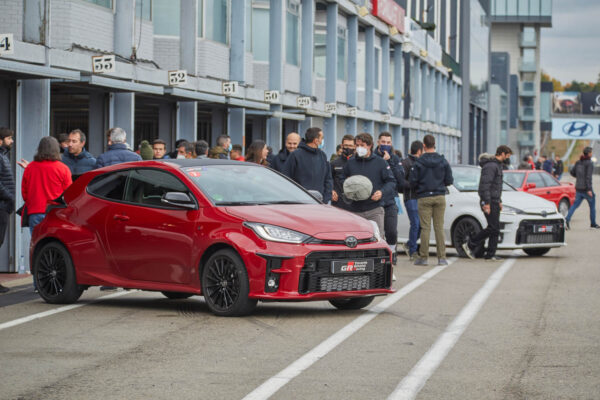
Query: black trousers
xmin=469 ymin=202 xmax=500 ymax=258
xmin=0 ymin=210 xmax=8 ymax=247
xmin=383 ymin=203 xmax=398 ymax=247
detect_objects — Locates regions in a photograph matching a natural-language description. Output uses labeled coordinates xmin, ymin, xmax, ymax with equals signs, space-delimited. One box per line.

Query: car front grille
xmin=298 ymin=249 xmax=391 ymax=294
xmin=516 ymin=219 xmax=564 ymax=245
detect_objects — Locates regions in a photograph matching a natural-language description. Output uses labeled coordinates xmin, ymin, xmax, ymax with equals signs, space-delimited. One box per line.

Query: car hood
xmin=501 ymin=191 xmax=558 ymax=214
xmin=225 ymin=204 xmax=374 ymax=240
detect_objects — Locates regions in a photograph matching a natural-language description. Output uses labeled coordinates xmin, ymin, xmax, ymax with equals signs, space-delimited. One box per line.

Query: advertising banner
xmin=372 ymin=0 xmax=406 ymax=33
xmin=581 ymin=92 xmax=600 ymax=115
xmin=551 ymin=117 xmax=600 ymax=140
xmin=552 ymin=92 xmax=581 ymax=114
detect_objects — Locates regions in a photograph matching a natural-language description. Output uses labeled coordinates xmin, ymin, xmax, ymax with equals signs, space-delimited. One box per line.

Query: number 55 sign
xmin=92 ymin=55 xmax=116 ymax=74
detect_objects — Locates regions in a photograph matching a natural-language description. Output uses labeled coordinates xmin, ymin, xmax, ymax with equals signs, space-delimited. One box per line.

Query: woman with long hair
xmin=22 ymin=136 xmax=72 ymax=234
xmin=245 ymin=140 xmax=269 ymax=166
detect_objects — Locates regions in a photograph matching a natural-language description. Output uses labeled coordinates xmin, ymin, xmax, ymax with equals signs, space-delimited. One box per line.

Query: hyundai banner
xmin=551 ymin=117 xmax=600 ymax=140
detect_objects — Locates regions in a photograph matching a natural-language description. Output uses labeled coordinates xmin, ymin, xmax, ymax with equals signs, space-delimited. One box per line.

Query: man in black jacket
xmin=271 ymin=132 xmax=300 ymax=172
xmin=374 ymin=132 xmax=405 ymax=260
xmin=463 ymin=145 xmax=512 ymax=261
xmin=401 ymin=140 xmax=423 ymax=259
xmin=0 ymin=128 xmax=15 ymax=293
xmin=409 ymin=135 xmax=453 ymax=266
xmin=340 ymin=132 xmax=396 ymax=238
xmin=565 ymin=146 xmax=599 ymax=229
xmin=283 ymin=127 xmax=333 ymax=203
xmin=331 ymin=134 xmax=355 ymax=210
xmin=553 ymin=155 xmax=564 ymax=180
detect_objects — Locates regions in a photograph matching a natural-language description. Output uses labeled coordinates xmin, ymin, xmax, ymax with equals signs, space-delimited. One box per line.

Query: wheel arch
xmin=450 ymin=214 xmax=483 ymax=246
xmin=198 ymin=242 xmax=240 ymax=279
xmin=31 ymin=237 xmax=68 ymax=273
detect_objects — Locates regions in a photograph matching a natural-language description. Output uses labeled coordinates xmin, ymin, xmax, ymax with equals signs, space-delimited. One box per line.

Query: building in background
xmin=485 ymin=0 xmax=553 ymax=161
xmin=0 ymin=0 xmax=463 ymax=273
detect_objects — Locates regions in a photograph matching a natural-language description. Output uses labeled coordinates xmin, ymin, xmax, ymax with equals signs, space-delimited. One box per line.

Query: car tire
xmin=201 ymin=249 xmax=257 ymax=317
xmin=558 ymin=199 xmax=570 ymax=217
xmin=161 ymin=291 xmax=194 ymax=300
xmin=33 ymin=242 xmax=83 ymax=304
xmin=523 ymin=248 xmax=551 ymax=257
xmin=452 ymin=217 xmax=485 ymax=258
xmin=329 ymin=296 xmax=375 ymax=310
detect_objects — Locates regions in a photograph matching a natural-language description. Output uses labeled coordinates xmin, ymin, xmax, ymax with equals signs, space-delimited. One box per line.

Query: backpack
xmin=569 ymin=161 xmax=578 ymax=178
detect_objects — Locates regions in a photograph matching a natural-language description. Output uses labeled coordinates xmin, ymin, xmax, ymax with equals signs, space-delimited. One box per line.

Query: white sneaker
xmin=392 ymin=273 xmax=397 ymax=281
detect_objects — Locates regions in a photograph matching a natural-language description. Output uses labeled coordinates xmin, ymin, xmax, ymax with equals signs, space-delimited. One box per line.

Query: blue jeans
xmin=404 ymin=199 xmax=420 ymax=255
xmin=565 ymin=191 xmax=596 ymax=226
xmin=29 ymin=213 xmax=46 ymax=235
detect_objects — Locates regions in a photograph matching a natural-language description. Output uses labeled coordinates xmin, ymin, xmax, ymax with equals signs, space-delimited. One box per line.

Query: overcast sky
xmin=540 ymin=0 xmax=600 ymax=84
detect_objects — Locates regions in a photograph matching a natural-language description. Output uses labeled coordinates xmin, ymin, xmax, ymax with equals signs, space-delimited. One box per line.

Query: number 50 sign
xmin=92 ymin=55 xmax=116 ymax=74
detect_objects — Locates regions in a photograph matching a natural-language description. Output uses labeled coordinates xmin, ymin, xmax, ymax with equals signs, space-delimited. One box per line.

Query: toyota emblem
xmin=345 ymin=236 xmax=358 ymax=248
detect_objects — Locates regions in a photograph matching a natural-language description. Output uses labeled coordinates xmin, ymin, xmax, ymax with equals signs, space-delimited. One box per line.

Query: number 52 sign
xmin=92 ymin=55 xmax=116 ymax=74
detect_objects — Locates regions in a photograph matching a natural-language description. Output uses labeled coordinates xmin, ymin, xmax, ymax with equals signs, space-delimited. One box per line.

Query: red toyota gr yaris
xmin=31 ymin=159 xmax=393 ymax=316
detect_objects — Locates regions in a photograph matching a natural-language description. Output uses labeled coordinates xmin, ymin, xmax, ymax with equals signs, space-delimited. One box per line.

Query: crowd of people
xmin=517 ymin=153 xmax=564 ymax=179
xmin=0 ymin=123 xmax=596 ymax=294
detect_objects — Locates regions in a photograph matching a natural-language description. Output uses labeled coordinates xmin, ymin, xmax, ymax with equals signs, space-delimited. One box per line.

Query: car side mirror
xmin=526 ymin=183 xmax=536 ymax=190
xmin=161 ymin=192 xmax=196 ymax=209
xmin=307 ymin=190 xmax=323 ymax=203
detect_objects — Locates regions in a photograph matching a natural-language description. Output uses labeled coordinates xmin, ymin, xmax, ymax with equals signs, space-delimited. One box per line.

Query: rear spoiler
xmin=46 ymin=195 xmax=67 ymax=213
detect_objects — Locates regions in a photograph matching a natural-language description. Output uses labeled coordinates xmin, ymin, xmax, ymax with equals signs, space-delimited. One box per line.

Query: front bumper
xmin=497 ymin=213 xmax=566 ymax=249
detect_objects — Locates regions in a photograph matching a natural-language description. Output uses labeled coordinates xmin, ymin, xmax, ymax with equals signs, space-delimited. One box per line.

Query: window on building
xmin=337 ymin=26 xmax=347 ymax=81
xmin=530 ymin=0 xmax=540 ymax=16
xmin=83 ymin=0 xmax=112 ymax=8
xmin=374 ymin=47 xmax=380 ymax=90
xmin=153 ymin=0 xmax=180 ymax=36
xmin=522 ymin=48 xmax=535 ymax=64
xmin=204 ymin=0 xmax=228 ymax=44
xmin=541 ymin=0 xmax=552 ymax=16
xmin=136 ymin=0 xmax=152 ymax=20
xmin=506 ymin=0 xmax=517 ymax=15
xmin=314 ymin=31 xmax=326 ymax=78
xmin=286 ymin=0 xmax=300 ymax=66
xmin=252 ymin=0 xmax=269 ymax=61
xmin=523 ymin=27 xmax=535 ymax=42
xmin=521 ymin=121 xmax=534 ymax=130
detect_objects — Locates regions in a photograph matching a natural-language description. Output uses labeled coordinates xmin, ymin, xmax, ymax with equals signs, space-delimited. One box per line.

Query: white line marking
xmin=0 ymin=290 xmax=133 ymax=332
xmin=242 ymin=258 xmax=457 ymax=400
xmin=387 ymin=257 xmax=517 ymax=400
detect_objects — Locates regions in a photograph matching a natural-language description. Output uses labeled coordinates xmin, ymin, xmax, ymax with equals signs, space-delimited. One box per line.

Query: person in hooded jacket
xmin=271 ymin=132 xmax=300 ymax=172
xmin=338 ymin=132 xmax=396 ymax=240
xmin=401 ymin=140 xmax=423 ymax=260
xmin=95 ymin=127 xmax=142 ymax=168
xmin=374 ymin=131 xmax=405 ymax=261
xmin=409 ymin=134 xmax=453 ymax=266
xmin=462 ymin=146 xmax=512 ymax=261
xmin=331 ymin=134 xmax=355 ymax=211
xmin=282 ymin=127 xmax=333 ymax=203
xmin=565 ymin=146 xmax=599 ymax=229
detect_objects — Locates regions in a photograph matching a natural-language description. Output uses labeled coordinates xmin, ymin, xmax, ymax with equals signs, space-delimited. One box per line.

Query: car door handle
xmin=546 ymin=191 xmax=551 ymax=194
xmin=113 ymin=214 xmax=130 ymax=221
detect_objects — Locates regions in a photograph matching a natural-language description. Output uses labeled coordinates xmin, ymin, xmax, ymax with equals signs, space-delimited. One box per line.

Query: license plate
xmin=534 ymin=224 xmax=553 ymax=233
xmin=331 ymin=259 xmax=374 ymax=274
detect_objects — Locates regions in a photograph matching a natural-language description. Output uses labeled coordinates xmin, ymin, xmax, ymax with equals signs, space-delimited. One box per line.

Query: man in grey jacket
xmin=565 ymin=146 xmax=599 ymax=229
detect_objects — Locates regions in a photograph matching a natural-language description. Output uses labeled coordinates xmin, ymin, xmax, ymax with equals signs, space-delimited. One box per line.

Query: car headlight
xmin=244 ymin=222 xmax=310 ymax=244
xmin=501 ymin=205 xmax=524 ymax=215
xmin=369 ymin=220 xmax=383 ymax=242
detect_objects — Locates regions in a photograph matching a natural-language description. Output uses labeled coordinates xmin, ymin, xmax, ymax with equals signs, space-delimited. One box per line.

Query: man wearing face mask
xmin=208 ymin=135 xmax=232 ymax=159
xmin=331 ymin=134 xmax=356 ymax=210
xmin=374 ymin=132 xmax=405 ymax=262
xmin=340 ymin=133 xmax=396 ymax=242
xmin=282 ymin=127 xmax=333 ymax=203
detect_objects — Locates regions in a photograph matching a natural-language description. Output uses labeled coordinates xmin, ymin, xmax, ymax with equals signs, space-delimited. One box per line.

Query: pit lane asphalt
xmin=1 ymin=196 xmax=599 ymax=399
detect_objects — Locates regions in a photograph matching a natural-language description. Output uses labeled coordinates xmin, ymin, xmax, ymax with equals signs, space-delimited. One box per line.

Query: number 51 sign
xmin=92 ymin=55 xmax=116 ymax=74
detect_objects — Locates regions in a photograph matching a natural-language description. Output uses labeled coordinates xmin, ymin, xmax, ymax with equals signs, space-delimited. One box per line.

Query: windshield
xmin=183 ymin=164 xmax=319 ymax=206
xmin=452 ymin=167 xmax=515 ymax=192
xmin=503 ymin=172 xmax=526 ymax=188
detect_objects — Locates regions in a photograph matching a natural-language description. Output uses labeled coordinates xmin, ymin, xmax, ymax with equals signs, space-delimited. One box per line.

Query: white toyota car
xmin=397 ymin=165 xmax=566 ymax=257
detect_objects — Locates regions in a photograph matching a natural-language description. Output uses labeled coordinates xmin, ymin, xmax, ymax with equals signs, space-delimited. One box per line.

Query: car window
xmin=541 ymin=172 xmax=560 ymax=187
xmin=87 ymin=171 xmax=129 ymax=201
xmin=124 ymin=168 xmax=192 ymax=208
xmin=452 ymin=166 xmax=515 ymax=192
xmin=504 ymin=172 xmax=525 ymax=188
xmin=184 ymin=164 xmax=318 ymax=205
xmin=527 ymin=172 xmax=546 ymax=188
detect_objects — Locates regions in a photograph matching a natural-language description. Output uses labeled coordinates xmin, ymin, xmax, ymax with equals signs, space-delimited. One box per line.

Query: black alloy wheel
xmin=34 ymin=242 xmax=83 ymax=304
xmin=201 ymin=249 xmax=256 ymax=317
xmin=329 ymin=296 xmax=375 ymax=310
xmin=523 ymin=247 xmax=551 ymax=257
xmin=453 ymin=217 xmax=485 ymax=258
xmin=161 ymin=291 xmax=194 ymax=300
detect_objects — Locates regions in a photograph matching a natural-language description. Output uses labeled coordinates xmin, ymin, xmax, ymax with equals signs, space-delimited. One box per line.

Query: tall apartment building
xmin=484 ymin=0 xmax=552 ymax=160
xmin=0 ymin=0 xmax=462 ymax=272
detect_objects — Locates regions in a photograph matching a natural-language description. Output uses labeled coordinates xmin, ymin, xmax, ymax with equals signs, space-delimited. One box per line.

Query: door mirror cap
xmin=161 ymin=192 xmax=196 ymax=209
xmin=526 ymin=183 xmax=536 ymax=190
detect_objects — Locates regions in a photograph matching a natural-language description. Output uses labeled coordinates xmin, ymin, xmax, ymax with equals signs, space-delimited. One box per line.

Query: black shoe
xmin=565 ymin=220 xmax=570 ymax=230
xmin=591 ymin=224 xmax=600 ymax=229
xmin=0 ymin=284 xmax=9 ymax=294
xmin=100 ymin=286 xmax=118 ymax=291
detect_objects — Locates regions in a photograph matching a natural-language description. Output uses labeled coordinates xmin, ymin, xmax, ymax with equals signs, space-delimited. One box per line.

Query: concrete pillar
xmin=112 ymin=93 xmax=135 ymax=149
xmin=346 ymin=15 xmax=358 ymax=135
xmin=380 ymin=35 xmax=390 ymax=114
xmin=393 ymin=43 xmax=403 ymax=117
xmin=88 ymin=92 xmax=107 ymax=155
xmin=392 ymin=125 xmax=403 ymax=154
xmin=297 ymin=0 xmax=315 ymax=135
xmin=228 ymin=108 xmax=245 ymax=149
xmin=23 ymin=0 xmax=49 ymax=45
xmin=178 ymin=0 xmax=198 ymax=144
xmin=114 ymin=0 xmax=135 ymax=59
xmin=267 ymin=0 xmax=284 ymax=151
xmin=323 ymin=2 xmax=338 ymax=156
xmin=365 ymin=26 xmax=375 ymax=113
xmin=158 ymin=102 xmax=174 ymax=144
xmin=211 ymin=109 xmax=225 ymax=146
xmin=228 ymin=0 xmax=246 ymax=148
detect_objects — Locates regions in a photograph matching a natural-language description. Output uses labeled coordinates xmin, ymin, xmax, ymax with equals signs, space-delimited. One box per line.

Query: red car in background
xmin=504 ymin=170 xmax=575 ymax=216
xmin=30 ymin=159 xmax=393 ymax=316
